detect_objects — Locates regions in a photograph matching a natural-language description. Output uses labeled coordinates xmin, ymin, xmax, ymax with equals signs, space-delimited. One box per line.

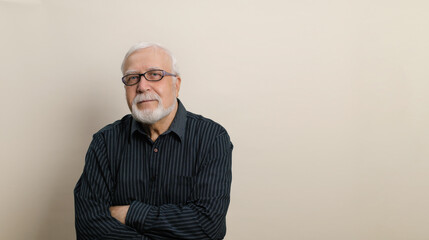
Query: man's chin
xmin=136 ymin=107 xmax=155 ymax=113
xmin=132 ymin=111 xmax=157 ymax=124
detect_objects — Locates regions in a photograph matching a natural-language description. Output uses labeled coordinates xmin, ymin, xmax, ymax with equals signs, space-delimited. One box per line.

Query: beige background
xmin=1 ymin=0 xmax=429 ymax=239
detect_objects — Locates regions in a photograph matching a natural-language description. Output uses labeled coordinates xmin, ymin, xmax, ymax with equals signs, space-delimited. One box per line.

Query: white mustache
xmin=133 ymin=92 xmax=161 ymax=105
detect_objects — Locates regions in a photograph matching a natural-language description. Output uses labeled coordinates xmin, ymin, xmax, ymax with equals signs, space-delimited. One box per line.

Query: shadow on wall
xmin=35 ymin=91 xmax=118 ymax=240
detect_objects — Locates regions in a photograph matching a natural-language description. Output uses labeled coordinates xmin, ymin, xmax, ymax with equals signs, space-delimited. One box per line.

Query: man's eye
xmin=125 ymin=75 xmax=139 ymax=83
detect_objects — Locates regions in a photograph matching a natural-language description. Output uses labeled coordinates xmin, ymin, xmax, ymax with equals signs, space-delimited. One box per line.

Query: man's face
xmin=123 ymin=47 xmax=181 ymax=123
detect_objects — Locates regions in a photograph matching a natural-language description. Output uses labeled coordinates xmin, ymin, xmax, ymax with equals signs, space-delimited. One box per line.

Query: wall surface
xmin=1 ymin=0 xmax=428 ymax=239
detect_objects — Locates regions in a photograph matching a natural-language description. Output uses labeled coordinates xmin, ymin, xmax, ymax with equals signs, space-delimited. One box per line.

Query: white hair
xmin=121 ymin=42 xmax=179 ymax=79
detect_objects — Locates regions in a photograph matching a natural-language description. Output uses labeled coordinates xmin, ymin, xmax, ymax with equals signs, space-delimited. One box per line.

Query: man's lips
xmin=137 ymin=99 xmax=157 ymax=104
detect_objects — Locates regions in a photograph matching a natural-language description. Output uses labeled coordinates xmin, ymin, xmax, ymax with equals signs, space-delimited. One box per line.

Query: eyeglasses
xmin=122 ymin=69 xmax=177 ymax=86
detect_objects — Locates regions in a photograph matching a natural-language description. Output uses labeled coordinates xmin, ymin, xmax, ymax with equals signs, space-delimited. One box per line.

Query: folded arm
xmin=74 ymin=134 xmax=149 ymax=240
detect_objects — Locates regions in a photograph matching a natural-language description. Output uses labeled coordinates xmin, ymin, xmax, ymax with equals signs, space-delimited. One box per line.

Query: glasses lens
xmin=145 ymin=70 xmax=163 ymax=81
xmin=123 ymin=74 xmax=140 ymax=85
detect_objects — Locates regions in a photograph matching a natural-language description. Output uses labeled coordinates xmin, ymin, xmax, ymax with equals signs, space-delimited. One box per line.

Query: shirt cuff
xmin=125 ymin=200 xmax=152 ymax=232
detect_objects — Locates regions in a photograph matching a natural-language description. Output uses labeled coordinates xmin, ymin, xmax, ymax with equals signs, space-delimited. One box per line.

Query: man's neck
xmin=145 ymin=103 xmax=178 ymax=142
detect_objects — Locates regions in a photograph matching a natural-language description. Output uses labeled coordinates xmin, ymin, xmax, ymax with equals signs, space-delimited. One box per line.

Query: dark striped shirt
xmin=74 ymin=99 xmax=233 ymax=240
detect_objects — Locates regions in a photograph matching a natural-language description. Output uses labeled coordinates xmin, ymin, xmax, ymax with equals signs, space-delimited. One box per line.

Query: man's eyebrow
xmin=124 ymin=70 xmax=138 ymax=75
xmin=124 ymin=68 xmax=162 ymax=75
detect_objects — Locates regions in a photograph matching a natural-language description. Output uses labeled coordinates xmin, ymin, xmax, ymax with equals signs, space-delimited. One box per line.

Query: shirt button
xmin=154 ymin=148 xmax=158 ymax=153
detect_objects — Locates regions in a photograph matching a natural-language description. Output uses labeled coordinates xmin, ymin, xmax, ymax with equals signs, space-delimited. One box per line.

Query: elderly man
xmin=74 ymin=42 xmax=233 ymax=240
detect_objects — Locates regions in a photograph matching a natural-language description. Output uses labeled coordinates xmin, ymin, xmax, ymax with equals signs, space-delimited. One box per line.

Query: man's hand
xmin=109 ymin=205 xmax=130 ymax=224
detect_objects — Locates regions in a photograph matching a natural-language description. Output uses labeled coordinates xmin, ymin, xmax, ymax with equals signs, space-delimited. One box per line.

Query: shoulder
xmin=185 ymin=111 xmax=233 ymax=161
xmin=87 ymin=115 xmax=133 ymax=156
xmin=185 ymin=111 xmax=230 ymax=140
xmin=93 ymin=114 xmax=133 ymax=139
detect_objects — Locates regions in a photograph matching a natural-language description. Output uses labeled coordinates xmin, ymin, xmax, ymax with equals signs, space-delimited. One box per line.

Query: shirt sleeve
xmin=74 ymin=134 xmax=151 ymax=240
xmin=125 ymin=131 xmax=233 ymax=240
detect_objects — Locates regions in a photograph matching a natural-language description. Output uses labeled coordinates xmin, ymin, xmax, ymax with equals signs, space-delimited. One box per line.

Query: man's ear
xmin=175 ymin=76 xmax=181 ymax=97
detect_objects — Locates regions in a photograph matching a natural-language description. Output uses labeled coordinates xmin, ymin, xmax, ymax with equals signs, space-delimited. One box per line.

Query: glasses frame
xmin=122 ymin=69 xmax=177 ymax=86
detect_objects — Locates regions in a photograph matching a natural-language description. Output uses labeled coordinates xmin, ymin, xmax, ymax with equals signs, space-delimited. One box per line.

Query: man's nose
xmin=136 ymin=76 xmax=151 ymax=92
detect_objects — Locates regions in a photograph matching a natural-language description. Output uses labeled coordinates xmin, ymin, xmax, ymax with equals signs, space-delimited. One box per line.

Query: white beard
xmin=131 ymin=92 xmax=176 ymax=125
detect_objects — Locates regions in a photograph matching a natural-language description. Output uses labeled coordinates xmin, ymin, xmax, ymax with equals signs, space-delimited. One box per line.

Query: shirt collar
xmin=130 ymin=98 xmax=187 ymax=142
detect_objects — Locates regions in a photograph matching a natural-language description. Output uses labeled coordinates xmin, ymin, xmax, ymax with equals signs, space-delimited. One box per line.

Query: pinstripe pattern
xmin=74 ymin=99 xmax=233 ymax=240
